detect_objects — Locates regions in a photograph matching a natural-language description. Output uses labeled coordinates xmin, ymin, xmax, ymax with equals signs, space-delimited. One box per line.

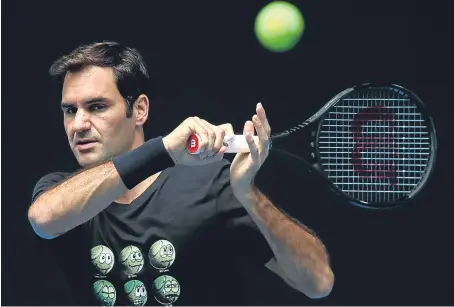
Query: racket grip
xmin=187 ymin=134 xmax=259 ymax=154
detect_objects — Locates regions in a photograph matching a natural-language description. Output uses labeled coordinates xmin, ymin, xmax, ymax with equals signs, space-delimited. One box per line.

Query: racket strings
xmin=317 ymin=87 xmax=432 ymax=205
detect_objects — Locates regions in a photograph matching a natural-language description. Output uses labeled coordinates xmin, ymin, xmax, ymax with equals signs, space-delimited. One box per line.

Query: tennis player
xmin=28 ymin=41 xmax=334 ymax=306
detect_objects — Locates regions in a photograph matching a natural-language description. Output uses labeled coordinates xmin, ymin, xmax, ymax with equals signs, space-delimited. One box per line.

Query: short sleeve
xmin=31 ymin=172 xmax=71 ymax=203
xmin=30 ymin=172 xmax=91 ymax=304
xmin=215 ymin=161 xmax=275 ymax=267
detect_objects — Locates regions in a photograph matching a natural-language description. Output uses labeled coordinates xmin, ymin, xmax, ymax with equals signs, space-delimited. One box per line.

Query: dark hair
xmin=49 ymin=41 xmax=150 ymax=117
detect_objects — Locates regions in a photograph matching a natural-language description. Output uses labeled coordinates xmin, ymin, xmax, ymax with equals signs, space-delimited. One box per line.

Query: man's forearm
xmin=236 ymin=187 xmax=334 ymax=297
xmin=28 ymin=137 xmax=175 ymax=239
xmin=28 ymin=161 xmax=127 ymax=238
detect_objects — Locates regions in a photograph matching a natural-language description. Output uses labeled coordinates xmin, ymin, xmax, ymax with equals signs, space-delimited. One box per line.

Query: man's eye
xmin=64 ymin=107 xmax=77 ymax=114
xmin=90 ymin=104 xmax=106 ymax=112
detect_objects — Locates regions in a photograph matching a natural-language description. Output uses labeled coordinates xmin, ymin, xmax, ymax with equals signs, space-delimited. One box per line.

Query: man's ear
xmin=133 ymin=94 xmax=149 ymax=126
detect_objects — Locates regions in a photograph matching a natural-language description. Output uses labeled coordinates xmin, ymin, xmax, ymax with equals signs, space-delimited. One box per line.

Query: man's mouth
xmin=76 ymin=139 xmax=97 ymax=150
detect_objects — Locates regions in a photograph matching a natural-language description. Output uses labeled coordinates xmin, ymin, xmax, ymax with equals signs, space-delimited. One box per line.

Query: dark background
xmin=2 ymin=0 xmax=453 ymax=305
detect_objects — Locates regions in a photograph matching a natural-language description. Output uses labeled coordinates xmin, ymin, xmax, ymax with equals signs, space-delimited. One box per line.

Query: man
xmin=28 ymin=41 xmax=334 ymax=306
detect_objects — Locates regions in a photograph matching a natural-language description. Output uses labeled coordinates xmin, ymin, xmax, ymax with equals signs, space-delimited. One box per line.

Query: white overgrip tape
xmin=223 ymin=134 xmax=259 ymax=153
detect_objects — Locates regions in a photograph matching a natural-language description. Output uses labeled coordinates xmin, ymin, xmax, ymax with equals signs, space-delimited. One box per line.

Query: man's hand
xmin=230 ymin=103 xmax=271 ymax=196
xmin=163 ymin=117 xmax=234 ymax=166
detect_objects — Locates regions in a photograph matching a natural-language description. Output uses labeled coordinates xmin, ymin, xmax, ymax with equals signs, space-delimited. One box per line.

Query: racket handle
xmin=187 ymin=134 xmax=259 ymax=154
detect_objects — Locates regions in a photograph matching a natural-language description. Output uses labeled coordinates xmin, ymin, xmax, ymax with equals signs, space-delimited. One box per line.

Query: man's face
xmin=61 ymin=66 xmax=137 ymax=167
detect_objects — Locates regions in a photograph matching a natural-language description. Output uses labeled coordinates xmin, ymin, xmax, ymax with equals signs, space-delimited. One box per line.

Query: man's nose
xmin=73 ymin=109 xmax=91 ymax=132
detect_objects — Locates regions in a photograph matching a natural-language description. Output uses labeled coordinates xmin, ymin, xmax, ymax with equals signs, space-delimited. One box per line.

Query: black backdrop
xmin=2 ymin=0 xmax=453 ymax=305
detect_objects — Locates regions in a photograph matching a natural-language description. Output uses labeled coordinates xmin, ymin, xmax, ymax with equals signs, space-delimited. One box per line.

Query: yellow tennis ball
xmin=254 ymin=1 xmax=305 ymax=52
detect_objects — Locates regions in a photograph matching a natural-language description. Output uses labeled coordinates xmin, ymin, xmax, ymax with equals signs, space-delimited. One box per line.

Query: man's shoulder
xmin=32 ymin=171 xmax=73 ymax=202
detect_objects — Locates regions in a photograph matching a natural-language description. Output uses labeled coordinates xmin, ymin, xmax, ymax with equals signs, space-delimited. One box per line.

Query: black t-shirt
xmin=32 ymin=160 xmax=274 ymax=306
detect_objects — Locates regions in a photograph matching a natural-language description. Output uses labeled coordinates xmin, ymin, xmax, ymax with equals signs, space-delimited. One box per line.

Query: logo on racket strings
xmin=351 ymin=106 xmax=397 ymax=186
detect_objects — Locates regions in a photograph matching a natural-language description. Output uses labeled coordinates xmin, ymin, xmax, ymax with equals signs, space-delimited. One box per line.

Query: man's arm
xmin=236 ymin=187 xmax=334 ymax=299
xmin=28 ymin=161 xmax=127 ymax=239
xmin=28 ymin=137 xmax=176 ymax=239
xmin=227 ymin=103 xmax=333 ymax=298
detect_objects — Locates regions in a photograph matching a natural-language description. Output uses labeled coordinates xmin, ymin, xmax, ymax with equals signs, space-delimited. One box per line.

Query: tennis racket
xmin=187 ymin=84 xmax=437 ymax=210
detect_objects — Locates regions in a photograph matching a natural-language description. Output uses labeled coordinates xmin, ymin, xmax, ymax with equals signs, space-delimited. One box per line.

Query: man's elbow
xmin=304 ymin=281 xmax=334 ymax=299
xmin=287 ymin=265 xmax=334 ymax=299
xmin=304 ymin=269 xmax=335 ymax=299
xmin=27 ymin=204 xmax=58 ymax=240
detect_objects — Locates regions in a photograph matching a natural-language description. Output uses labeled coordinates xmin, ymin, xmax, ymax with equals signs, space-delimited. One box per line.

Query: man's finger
xmin=256 ymin=103 xmax=271 ymax=136
xmin=218 ymin=123 xmax=235 ymax=137
xmin=200 ymin=119 xmax=224 ymax=154
xmin=213 ymin=127 xmax=226 ymax=154
xmin=190 ymin=117 xmax=209 ymax=153
xmin=243 ymin=121 xmax=259 ymax=160
xmin=242 ymin=120 xmax=255 ymax=136
xmin=252 ymin=115 xmax=269 ymax=146
xmin=195 ymin=118 xmax=215 ymax=154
